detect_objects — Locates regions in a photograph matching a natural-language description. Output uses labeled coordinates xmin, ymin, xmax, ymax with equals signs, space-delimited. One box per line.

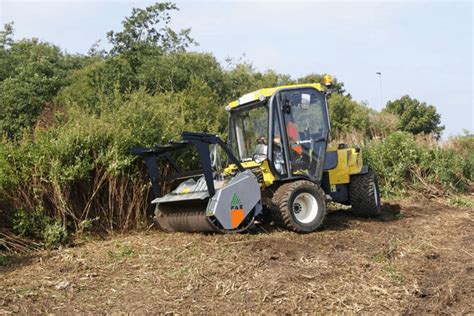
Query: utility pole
xmin=376 ymin=72 xmax=382 ymax=108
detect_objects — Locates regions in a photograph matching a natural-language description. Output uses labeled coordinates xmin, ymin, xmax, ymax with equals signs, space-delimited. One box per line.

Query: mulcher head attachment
xmin=131 ymin=132 xmax=262 ymax=233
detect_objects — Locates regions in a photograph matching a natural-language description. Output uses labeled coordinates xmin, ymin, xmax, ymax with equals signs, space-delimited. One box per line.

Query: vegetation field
xmin=0 ymin=2 xmax=473 ymax=314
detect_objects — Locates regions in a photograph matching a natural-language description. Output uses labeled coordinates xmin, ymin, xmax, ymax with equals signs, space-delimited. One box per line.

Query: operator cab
xmin=228 ymin=85 xmax=330 ymax=182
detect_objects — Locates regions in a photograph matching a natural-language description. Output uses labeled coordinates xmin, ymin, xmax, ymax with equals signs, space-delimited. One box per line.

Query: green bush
xmin=42 ymin=222 xmax=68 ymax=248
xmin=365 ymin=132 xmax=471 ymax=195
xmin=13 ymin=207 xmax=67 ymax=248
xmin=445 ymin=132 xmax=474 ymax=180
xmin=0 ymin=79 xmax=226 ymax=239
xmin=13 ymin=208 xmax=48 ymax=239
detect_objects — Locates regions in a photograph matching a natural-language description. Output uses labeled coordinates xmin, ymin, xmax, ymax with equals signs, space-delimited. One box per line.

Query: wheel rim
xmin=372 ymin=181 xmax=379 ymax=206
xmin=292 ymin=192 xmax=319 ymax=224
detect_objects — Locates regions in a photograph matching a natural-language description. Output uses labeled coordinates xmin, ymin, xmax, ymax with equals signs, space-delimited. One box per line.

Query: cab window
xmin=279 ymin=88 xmax=329 ymax=178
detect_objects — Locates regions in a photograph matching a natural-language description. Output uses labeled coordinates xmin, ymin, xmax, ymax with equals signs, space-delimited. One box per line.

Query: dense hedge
xmin=365 ymin=132 xmax=473 ymax=196
xmin=0 ymin=84 xmax=226 ymax=242
xmin=1 ymin=116 xmax=471 ymax=247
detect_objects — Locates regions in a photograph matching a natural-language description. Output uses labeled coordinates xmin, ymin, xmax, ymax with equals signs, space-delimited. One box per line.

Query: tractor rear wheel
xmin=272 ymin=180 xmax=327 ymax=233
xmin=349 ymin=170 xmax=382 ymax=217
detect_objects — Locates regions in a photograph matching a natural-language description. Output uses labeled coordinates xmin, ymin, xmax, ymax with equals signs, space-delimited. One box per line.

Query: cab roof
xmin=227 ymin=83 xmax=325 ymax=109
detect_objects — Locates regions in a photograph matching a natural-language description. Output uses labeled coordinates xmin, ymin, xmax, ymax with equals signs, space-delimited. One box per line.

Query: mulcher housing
xmin=133 ymin=79 xmax=381 ymax=233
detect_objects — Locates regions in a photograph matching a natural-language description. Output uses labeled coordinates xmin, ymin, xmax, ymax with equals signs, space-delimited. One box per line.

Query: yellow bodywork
xmin=223 ymin=148 xmax=362 ymax=190
xmin=327 ymin=148 xmax=363 ymax=187
xmin=227 ymin=83 xmax=325 ymax=109
xmin=224 ymin=160 xmax=276 ymax=187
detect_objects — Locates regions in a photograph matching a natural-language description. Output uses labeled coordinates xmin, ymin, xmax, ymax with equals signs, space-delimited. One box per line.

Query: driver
xmin=286 ymin=121 xmax=303 ymax=156
xmin=254 ymin=134 xmax=267 ymax=159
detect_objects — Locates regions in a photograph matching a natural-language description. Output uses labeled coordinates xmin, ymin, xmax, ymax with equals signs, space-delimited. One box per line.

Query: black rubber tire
xmin=349 ymin=170 xmax=382 ymax=217
xmin=271 ymin=180 xmax=327 ymax=233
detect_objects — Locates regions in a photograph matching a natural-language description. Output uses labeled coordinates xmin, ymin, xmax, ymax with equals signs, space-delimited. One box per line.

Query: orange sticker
xmin=231 ymin=209 xmax=245 ymax=229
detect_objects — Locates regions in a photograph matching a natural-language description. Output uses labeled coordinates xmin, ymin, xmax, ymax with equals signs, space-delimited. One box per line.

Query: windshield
xmin=229 ymin=103 xmax=268 ymax=161
xmin=279 ymin=88 xmax=329 ymax=179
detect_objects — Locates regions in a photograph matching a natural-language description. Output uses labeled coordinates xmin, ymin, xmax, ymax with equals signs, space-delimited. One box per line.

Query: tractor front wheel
xmin=349 ymin=170 xmax=382 ymax=217
xmin=272 ymin=180 xmax=327 ymax=233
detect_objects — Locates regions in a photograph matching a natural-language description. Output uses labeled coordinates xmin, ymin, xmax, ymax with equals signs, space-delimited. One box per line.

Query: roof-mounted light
xmin=323 ymin=74 xmax=333 ymax=86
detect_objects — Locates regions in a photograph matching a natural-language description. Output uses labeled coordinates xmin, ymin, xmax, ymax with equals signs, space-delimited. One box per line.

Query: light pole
xmin=376 ymin=72 xmax=382 ymax=108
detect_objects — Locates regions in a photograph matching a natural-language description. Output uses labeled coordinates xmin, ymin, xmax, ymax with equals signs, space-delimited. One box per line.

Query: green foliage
xmin=0 ymin=254 xmax=8 ymax=266
xmin=298 ymin=73 xmax=345 ymax=95
xmin=448 ymin=196 xmax=474 ymax=209
xmin=367 ymin=111 xmax=400 ymax=137
xmin=107 ymin=244 xmax=136 ymax=262
xmin=12 ymin=208 xmax=67 ymax=248
xmin=384 ymin=95 xmax=444 ymax=138
xmin=42 ymin=222 xmax=68 ymax=248
xmin=107 ymin=2 xmax=195 ymax=57
xmin=365 ymin=132 xmax=471 ymax=195
xmin=57 ymin=56 xmax=138 ymax=111
xmin=77 ymin=217 xmax=100 ymax=236
xmin=1 ymin=78 xmax=225 ymax=240
xmin=445 ymin=132 xmax=474 ymax=180
xmin=327 ymin=94 xmax=370 ymax=136
xmin=0 ymin=22 xmax=14 ymax=49
xmin=0 ymin=40 xmax=61 ymax=136
xmin=138 ymin=52 xmax=225 ymax=96
xmin=385 ymin=267 xmax=404 ymax=283
xmin=222 ymin=62 xmax=292 ymax=100
xmin=0 ymin=34 xmax=90 ymax=138
xmin=13 ymin=208 xmax=48 ymax=239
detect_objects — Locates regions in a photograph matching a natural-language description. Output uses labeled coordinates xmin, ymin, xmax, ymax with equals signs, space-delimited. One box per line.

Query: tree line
xmin=0 ymin=2 xmax=444 ymax=140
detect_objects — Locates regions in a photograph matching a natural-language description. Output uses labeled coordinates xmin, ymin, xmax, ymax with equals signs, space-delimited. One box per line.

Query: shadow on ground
xmin=0 ymin=253 xmax=41 ymax=274
xmin=323 ymin=202 xmax=402 ymax=231
xmin=250 ymin=202 xmax=402 ymax=234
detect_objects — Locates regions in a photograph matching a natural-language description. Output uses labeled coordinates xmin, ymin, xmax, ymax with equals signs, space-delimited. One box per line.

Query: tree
xmin=0 ymin=34 xmax=88 ymax=137
xmin=0 ymin=23 xmax=14 ymax=81
xmin=384 ymin=95 xmax=444 ymax=138
xmin=58 ymin=1 xmax=199 ymax=109
xmin=106 ymin=2 xmax=195 ymax=56
xmin=327 ymin=94 xmax=370 ymax=137
xmin=137 ymin=52 xmax=225 ymax=97
xmin=0 ymin=22 xmax=14 ymax=49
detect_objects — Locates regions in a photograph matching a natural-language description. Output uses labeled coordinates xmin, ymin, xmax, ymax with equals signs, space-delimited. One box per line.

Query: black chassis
xmin=131 ymin=131 xmax=244 ymax=200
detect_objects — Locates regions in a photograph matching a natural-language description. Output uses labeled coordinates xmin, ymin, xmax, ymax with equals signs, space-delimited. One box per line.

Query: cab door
xmin=276 ymin=88 xmax=330 ymax=182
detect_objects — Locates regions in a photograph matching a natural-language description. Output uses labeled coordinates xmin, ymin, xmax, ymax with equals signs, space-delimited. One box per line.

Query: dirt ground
xmin=1 ymin=199 xmax=473 ymax=314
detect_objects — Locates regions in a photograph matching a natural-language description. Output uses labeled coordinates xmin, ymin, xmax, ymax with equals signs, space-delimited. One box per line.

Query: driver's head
xmin=256 ymin=135 xmax=267 ymax=144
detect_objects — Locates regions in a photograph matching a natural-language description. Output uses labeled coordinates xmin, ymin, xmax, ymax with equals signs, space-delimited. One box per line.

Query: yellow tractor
xmin=132 ymin=76 xmax=381 ymax=233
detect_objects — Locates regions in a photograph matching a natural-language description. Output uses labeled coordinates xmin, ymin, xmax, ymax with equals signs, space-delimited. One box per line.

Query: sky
xmin=1 ymin=0 xmax=472 ymax=138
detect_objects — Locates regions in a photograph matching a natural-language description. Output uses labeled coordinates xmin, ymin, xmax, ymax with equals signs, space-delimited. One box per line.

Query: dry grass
xmin=2 ymin=168 xmax=152 ymax=233
xmin=0 ymin=199 xmax=472 ymax=314
xmin=0 ymin=230 xmax=40 ymax=253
